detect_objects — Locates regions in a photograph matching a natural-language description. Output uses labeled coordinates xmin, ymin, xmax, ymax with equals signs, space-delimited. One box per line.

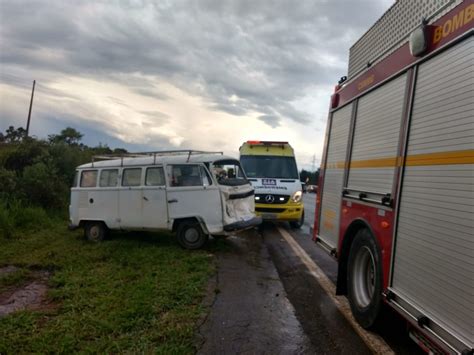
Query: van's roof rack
xmin=92 ymin=150 xmax=224 ymax=167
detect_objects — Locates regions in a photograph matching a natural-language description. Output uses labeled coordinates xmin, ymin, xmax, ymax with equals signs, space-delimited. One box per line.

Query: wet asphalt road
xmin=197 ymin=230 xmax=314 ymax=354
xmin=198 ymin=194 xmax=423 ymax=354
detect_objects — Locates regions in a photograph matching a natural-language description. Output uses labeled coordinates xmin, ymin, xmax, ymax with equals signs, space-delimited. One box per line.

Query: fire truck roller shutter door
xmin=319 ymin=103 xmax=353 ymax=250
xmin=392 ymin=36 xmax=474 ymax=349
xmin=347 ymin=73 xmax=408 ymax=194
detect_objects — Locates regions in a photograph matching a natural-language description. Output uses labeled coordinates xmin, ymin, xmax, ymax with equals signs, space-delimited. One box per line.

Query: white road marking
xmin=276 ymin=226 xmax=394 ymax=355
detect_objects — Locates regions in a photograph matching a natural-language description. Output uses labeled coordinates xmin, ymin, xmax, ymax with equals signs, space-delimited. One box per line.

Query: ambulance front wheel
xmin=290 ymin=210 xmax=305 ymax=229
xmin=176 ymin=220 xmax=208 ymax=250
xmin=347 ymin=228 xmax=383 ymax=329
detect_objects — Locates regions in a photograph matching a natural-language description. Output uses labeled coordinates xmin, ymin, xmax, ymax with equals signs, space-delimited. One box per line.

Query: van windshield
xmin=211 ymin=159 xmax=249 ymax=186
xmin=240 ymin=155 xmax=298 ymax=179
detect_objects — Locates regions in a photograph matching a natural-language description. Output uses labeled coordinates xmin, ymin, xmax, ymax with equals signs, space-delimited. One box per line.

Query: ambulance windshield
xmin=240 ymin=155 xmax=298 ymax=179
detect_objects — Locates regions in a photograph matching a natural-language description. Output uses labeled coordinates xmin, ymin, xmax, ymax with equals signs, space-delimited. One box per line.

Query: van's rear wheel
xmin=347 ymin=228 xmax=383 ymax=329
xmin=176 ymin=220 xmax=208 ymax=250
xmin=84 ymin=222 xmax=107 ymax=242
xmin=290 ymin=210 xmax=305 ymax=229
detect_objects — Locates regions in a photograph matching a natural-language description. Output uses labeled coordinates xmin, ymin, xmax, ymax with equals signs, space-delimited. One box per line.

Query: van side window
xmin=146 ymin=167 xmax=165 ymax=186
xmin=100 ymin=169 xmax=119 ymax=187
xmin=200 ymin=166 xmax=212 ymax=186
xmin=80 ymin=170 xmax=98 ymax=187
xmin=122 ymin=168 xmax=142 ymax=186
xmin=168 ymin=165 xmax=202 ymax=187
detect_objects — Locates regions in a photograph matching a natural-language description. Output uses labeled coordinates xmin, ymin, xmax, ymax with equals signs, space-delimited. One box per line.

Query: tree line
xmin=0 ymin=126 xmax=127 ymax=211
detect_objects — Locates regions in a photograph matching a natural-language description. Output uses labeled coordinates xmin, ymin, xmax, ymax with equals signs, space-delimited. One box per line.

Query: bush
xmin=0 ymin=200 xmax=52 ymax=238
xmin=8 ymin=200 xmax=51 ymax=230
xmin=4 ymin=138 xmax=48 ymax=172
xmin=0 ymin=167 xmax=17 ymax=201
xmin=0 ymin=126 xmax=121 ymax=214
xmin=20 ymin=162 xmax=69 ymax=209
xmin=0 ymin=202 xmax=14 ymax=239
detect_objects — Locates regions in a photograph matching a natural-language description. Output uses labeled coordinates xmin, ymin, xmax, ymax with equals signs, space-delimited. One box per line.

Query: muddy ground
xmin=0 ymin=266 xmax=51 ymax=318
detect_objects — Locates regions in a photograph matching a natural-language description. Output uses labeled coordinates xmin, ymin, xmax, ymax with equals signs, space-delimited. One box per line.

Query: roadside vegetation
xmin=0 ymin=126 xmax=215 ymax=353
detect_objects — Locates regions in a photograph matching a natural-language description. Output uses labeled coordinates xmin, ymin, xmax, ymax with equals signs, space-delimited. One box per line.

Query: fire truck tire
xmin=290 ymin=210 xmax=305 ymax=229
xmin=176 ymin=220 xmax=208 ymax=250
xmin=347 ymin=228 xmax=383 ymax=329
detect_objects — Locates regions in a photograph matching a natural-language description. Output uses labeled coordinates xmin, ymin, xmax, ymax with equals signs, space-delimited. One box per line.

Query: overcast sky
xmin=0 ymin=0 xmax=393 ymax=170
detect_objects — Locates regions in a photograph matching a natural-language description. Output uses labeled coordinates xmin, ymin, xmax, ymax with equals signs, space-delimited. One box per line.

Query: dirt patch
xmin=0 ymin=269 xmax=51 ymax=318
xmin=0 ymin=265 xmax=21 ymax=276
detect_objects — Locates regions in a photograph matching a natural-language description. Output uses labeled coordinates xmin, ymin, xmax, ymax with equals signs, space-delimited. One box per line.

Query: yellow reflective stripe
xmin=323 ymin=150 xmax=474 ymax=169
xmin=349 ymin=157 xmax=399 ymax=168
xmin=325 ymin=162 xmax=346 ymax=169
xmin=405 ymin=150 xmax=474 ymax=166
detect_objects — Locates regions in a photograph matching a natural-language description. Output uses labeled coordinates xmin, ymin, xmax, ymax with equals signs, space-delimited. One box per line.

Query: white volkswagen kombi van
xmin=69 ymin=151 xmax=261 ymax=249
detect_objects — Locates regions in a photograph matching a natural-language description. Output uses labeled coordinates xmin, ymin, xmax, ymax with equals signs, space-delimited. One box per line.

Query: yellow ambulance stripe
xmin=323 ymin=149 xmax=474 ymax=169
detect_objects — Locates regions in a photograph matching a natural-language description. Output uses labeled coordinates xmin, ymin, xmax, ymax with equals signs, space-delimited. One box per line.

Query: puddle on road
xmin=0 ymin=266 xmax=51 ymax=317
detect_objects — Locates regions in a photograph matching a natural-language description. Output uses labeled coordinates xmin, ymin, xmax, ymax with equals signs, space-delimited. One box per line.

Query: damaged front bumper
xmin=223 ymin=216 xmax=262 ymax=232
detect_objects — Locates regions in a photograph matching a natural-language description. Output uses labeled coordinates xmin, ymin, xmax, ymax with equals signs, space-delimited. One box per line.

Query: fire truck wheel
xmin=347 ymin=228 xmax=383 ymax=329
xmin=176 ymin=220 xmax=208 ymax=250
xmin=290 ymin=210 xmax=305 ymax=229
xmin=84 ymin=221 xmax=107 ymax=242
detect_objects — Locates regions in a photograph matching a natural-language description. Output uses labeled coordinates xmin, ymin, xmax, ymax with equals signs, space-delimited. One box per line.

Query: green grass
xmin=0 ymin=223 xmax=216 ymax=353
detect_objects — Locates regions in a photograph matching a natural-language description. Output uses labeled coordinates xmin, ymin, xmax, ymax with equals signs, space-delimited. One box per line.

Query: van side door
xmin=118 ymin=167 xmax=143 ymax=229
xmin=141 ymin=166 xmax=168 ymax=229
xmin=166 ymin=164 xmax=222 ymax=234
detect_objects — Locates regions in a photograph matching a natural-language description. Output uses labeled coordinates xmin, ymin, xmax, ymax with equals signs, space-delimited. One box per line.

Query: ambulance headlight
xmin=291 ymin=191 xmax=302 ymax=203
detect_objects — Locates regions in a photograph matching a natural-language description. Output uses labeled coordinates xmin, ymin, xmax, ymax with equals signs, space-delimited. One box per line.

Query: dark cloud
xmin=257 ymin=114 xmax=280 ymax=128
xmin=0 ymin=0 xmax=392 ymax=128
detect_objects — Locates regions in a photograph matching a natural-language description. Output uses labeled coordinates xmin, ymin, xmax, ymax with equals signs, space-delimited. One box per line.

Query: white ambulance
xmin=69 ymin=150 xmax=261 ymax=249
xmin=239 ymin=141 xmax=304 ymax=228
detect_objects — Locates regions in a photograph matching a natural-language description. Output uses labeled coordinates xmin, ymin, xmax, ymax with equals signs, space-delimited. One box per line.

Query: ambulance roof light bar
xmin=246 ymin=140 xmax=289 ymax=145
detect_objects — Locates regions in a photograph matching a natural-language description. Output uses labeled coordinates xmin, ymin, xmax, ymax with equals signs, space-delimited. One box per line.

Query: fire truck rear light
xmin=381 ymin=221 xmax=390 ymax=229
xmin=342 ymin=208 xmax=348 ymax=214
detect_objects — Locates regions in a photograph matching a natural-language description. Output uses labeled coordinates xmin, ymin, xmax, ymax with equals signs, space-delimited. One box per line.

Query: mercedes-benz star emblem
xmin=265 ymin=195 xmax=275 ymax=203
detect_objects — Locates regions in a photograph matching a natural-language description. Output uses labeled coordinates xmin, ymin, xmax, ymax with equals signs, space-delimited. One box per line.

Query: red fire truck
xmin=313 ymin=1 xmax=473 ymax=353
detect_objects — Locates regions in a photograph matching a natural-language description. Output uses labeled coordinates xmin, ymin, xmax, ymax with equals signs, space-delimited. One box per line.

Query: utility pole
xmin=311 ymin=154 xmax=316 ymax=172
xmin=26 ymin=80 xmax=36 ymax=137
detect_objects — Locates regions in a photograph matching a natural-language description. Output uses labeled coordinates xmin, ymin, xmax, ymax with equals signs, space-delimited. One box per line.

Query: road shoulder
xmin=197 ymin=230 xmax=314 ymax=354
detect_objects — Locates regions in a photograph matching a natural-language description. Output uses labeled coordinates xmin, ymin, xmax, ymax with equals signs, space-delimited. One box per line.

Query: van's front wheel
xmin=176 ymin=220 xmax=208 ymax=250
